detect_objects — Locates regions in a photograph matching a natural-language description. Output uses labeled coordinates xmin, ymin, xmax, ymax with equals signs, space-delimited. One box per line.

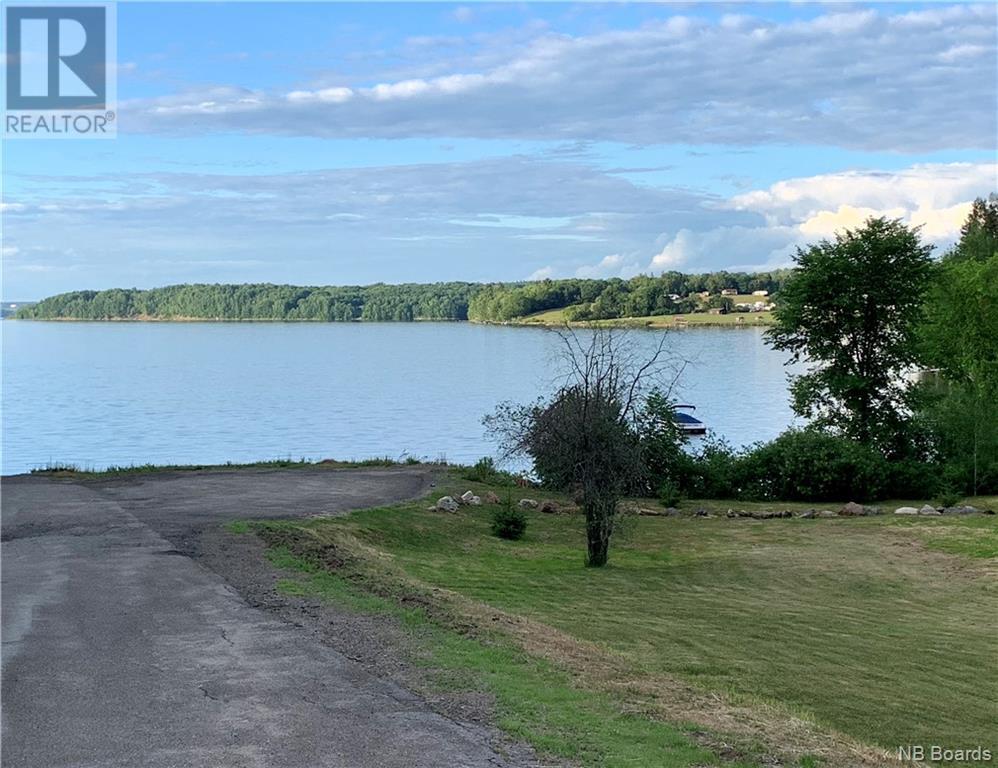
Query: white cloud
xmin=650 ymin=234 xmax=690 ymax=270
xmin=644 ymin=162 xmax=995 ymax=273
xmin=909 ymin=202 xmax=976 ymax=240
xmin=730 ymin=162 xmax=995 ymax=243
xmin=286 ymin=87 xmax=353 ymax=104
xmin=528 ymin=266 xmax=556 ymax=280
xmin=123 ymin=5 xmax=996 ymax=151
xmin=451 ymin=6 xmax=474 ymax=24
xmin=4 ymin=156 xmax=704 ymax=296
xmin=6 ymin=157 xmax=992 ymax=299
xmin=576 ymin=253 xmax=628 ymax=278
xmin=649 ymin=225 xmax=801 ymax=274
xmin=798 ymin=206 xmax=907 ymax=237
xmin=938 ymin=43 xmax=989 ymax=63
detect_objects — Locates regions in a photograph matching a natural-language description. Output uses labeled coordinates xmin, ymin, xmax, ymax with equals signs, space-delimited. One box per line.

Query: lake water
xmin=1 ymin=321 xmax=801 ymax=475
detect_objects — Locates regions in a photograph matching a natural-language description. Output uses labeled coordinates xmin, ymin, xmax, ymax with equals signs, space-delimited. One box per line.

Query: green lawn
xmin=260 ymin=533 xmax=737 ymax=768
xmin=254 ymin=487 xmax=997 ymax=767
xmin=515 ymin=308 xmax=774 ymax=327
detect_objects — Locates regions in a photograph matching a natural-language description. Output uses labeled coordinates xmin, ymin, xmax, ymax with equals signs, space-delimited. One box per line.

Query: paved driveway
xmin=2 ymin=468 xmax=521 ymax=768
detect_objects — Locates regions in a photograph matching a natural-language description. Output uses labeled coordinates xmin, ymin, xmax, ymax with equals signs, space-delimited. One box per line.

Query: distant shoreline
xmin=14 ymin=275 xmax=786 ymax=326
xmin=8 ymin=314 xmax=774 ymax=329
xmin=504 ymin=312 xmax=775 ymax=329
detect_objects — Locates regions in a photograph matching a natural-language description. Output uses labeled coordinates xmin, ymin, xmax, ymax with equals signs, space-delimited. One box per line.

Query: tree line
xmin=16 ymin=282 xmax=478 ymax=322
xmin=467 ymin=270 xmax=791 ymax=322
xmin=18 ymin=270 xmax=791 ymax=323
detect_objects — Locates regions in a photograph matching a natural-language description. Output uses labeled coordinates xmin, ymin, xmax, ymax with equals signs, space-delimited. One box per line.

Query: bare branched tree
xmin=487 ymin=325 xmax=685 ymax=567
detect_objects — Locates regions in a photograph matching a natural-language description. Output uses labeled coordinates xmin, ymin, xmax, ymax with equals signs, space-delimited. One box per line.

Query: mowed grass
xmin=515 ymin=308 xmax=774 ymax=327
xmin=320 ymin=498 xmax=997 ymax=761
xmin=259 ymin=536 xmax=734 ymax=768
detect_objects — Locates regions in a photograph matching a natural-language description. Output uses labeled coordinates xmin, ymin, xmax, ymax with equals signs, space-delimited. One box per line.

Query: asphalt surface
xmin=1 ymin=468 xmax=524 ymax=768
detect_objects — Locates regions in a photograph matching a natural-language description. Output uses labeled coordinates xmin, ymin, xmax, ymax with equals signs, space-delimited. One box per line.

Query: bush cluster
xmin=462 ymin=457 xmax=516 ymax=486
xmin=645 ymin=429 xmax=943 ymax=503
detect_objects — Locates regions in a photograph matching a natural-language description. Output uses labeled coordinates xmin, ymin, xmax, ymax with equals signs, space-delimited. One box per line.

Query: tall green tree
xmin=952 ymin=194 xmax=998 ymax=263
xmin=767 ymin=217 xmax=934 ymax=454
xmin=918 ymin=199 xmax=998 ymax=494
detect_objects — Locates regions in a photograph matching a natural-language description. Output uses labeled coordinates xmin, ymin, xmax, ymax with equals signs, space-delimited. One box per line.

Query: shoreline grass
xmin=25 ymin=455 xmax=431 ymax=479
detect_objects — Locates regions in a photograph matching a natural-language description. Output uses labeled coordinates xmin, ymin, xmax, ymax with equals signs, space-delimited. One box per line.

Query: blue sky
xmin=3 ymin=1 xmax=996 ymax=299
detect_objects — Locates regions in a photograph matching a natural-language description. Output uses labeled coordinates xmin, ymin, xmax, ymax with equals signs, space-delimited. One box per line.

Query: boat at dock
xmin=673 ymin=405 xmax=706 ymax=435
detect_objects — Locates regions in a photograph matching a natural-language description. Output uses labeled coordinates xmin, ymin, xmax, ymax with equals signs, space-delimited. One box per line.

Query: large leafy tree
xmin=767 ymin=217 xmax=934 ymax=454
xmin=918 ymin=197 xmax=998 ymax=494
xmin=488 ymin=328 xmax=682 ymax=567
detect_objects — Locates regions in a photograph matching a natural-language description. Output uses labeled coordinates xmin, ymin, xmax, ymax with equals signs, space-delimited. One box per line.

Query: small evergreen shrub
xmin=657 ymin=479 xmax=683 ymax=508
xmin=490 ymin=496 xmax=527 ymax=540
xmin=936 ymin=488 xmax=963 ymax=508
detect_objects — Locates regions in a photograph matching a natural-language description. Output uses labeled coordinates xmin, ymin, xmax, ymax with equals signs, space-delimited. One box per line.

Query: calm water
xmin=1 ymin=321 xmax=801 ymax=475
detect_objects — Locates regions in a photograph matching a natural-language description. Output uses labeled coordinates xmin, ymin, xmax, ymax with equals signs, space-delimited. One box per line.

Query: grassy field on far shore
xmin=250 ymin=477 xmax=998 ymax=768
xmin=514 ymin=308 xmax=775 ymax=328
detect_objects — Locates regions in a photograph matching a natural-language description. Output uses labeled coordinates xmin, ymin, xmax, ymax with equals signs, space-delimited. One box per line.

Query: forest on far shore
xmin=16 ymin=269 xmax=791 ymax=323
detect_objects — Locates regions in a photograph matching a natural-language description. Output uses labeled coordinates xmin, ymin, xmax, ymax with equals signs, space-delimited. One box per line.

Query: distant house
xmin=708 ymin=307 xmax=728 ymax=315
xmin=721 ymin=288 xmax=738 ymax=296
xmin=752 ymin=290 xmax=769 ymax=297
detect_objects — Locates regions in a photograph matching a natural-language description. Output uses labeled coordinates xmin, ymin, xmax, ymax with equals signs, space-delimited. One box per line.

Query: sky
xmin=2 ymin=1 xmax=996 ymax=300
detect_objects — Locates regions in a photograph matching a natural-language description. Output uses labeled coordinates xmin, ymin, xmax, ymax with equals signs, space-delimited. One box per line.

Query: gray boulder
xmin=943 ymin=505 xmax=977 ymax=515
xmin=517 ymin=498 xmax=538 ymax=510
xmin=894 ymin=506 xmax=918 ymax=515
xmin=469 ymin=495 xmax=482 ymax=506
xmin=460 ymin=490 xmax=476 ymax=503
xmin=918 ymin=504 xmax=941 ymax=516
xmin=798 ymin=509 xmax=817 ymax=519
xmin=436 ymin=496 xmax=460 ymax=513
xmin=839 ymin=501 xmax=866 ymax=517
